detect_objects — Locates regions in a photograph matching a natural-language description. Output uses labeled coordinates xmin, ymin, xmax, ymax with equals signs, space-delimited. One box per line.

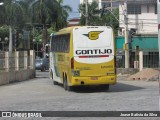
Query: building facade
xmin=67 ymin=18 xmax=80 ymax=26
xmin=119 ymin=0 xmax=157 ymax=35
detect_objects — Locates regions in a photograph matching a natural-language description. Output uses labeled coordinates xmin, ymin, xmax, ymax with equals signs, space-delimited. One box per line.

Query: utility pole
xmin=124 ymin=0 xmax=129 ymax=68
xmin=157 ymin=0 xmax=160 ymax=112
xmin=9 ymin=26 xmax=13 ymax=52
xmin=111 ymin=0 xmax=113 ymax=12
xmin=85 ymin=0 xmax=88 ymax=25
xmin=158 ymin=0 xmax=160 ymax=67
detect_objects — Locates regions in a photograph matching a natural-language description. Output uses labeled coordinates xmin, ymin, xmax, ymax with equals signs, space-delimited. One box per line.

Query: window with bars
xmin=127 ymin=4 xmax=141 ymax=14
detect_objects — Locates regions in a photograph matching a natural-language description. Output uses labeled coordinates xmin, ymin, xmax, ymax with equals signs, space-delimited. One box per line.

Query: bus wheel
xmin=53 ymin=80 xmax=58 ymax=85
xmin=51 ymin=71 xmax=57 ymax=85
xmin=63 ymin=76 xmax=72 ymax=91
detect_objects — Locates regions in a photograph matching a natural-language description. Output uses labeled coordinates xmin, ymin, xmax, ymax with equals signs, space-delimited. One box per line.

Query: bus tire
xmin=63 ymin=75 xmax=72 ymax=91
xmin=51 ymin=71 xmax=58 ymax=85
xmin=53 ymin=80 xmax=58 ymax=85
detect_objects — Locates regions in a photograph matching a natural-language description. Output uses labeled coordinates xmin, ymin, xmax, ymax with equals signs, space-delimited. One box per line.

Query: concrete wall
xmin=0 ymin=50 xmax=35 ymax=86
xmin=117 ymin=68 xmax=139 ymax=75
xmin=0 ymin=69 xmax=35 ymax=86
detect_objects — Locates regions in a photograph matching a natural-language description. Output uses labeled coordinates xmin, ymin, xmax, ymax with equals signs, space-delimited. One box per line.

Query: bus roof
xmin=54 ymin=26 xmax=80 ymax=35
xmin=51 ymin=26 xmax=112 ymax=36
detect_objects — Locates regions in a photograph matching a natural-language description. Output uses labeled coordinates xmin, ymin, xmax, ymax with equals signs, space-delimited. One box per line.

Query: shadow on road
xmin=109 ymin=82 xmax=144 ymax=92
xmin=35 ymin=71 xmax=144 ymax=93
xmin=69 ymin=82 xmax=144 ymax=93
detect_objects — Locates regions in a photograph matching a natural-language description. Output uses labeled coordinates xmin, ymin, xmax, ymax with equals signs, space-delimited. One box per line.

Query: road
xmin=0 ymin=71 xmax=159 ymax=119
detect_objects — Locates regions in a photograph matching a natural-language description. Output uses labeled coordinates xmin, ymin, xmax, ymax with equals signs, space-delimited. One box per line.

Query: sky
xmin=63 ymin=0 xmax=80 ymax=19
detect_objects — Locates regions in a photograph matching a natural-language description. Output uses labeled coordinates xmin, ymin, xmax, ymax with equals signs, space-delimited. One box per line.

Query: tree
xmin=79 ymin=1 xmax=100 ymax=25
xmin=28 ymin=0 xmax=54 ymax=48
xmin=0 ymin=0 xmax=26 ymax=51
xmin=100 ymin=8 xmax=119 ymax=35
xmin=0 ymin=0 xmax=72 ymax=51
xmin=1 ymin=0 xmax=26 ymax=28
xmin=29 ymin=0 xmax=58 ymax=44
xmin=55 ymin=0 xmax=72 ymax=30
xmin=79 ymin=1 xmax=119 ymax=35
xmin=0 ymin=25 xmax=9 ymax=51
xmin=29 ymin=0 xmax=72 ymax=44
xmin=0 ymin=1 xmax=5 ymax=25
xmin=0 ymin=25 xmax=9 ymax=40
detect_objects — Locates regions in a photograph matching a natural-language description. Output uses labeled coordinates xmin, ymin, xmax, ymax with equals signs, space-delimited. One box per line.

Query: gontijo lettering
xmin=75 ymin=49 xmax=112 ymax=55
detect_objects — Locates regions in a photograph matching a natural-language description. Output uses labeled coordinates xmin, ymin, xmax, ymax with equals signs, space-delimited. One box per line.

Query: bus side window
xmin=63 ymin=35 xmax=66 ymax=52
xmin=51 ymin=36 xmax=55 ymax=52
xmin=52 ymin=34 xmax=70 ymax=53
xmin=62 ymin=35 xmax=65 ymax=52
xmin=59 ymin=36 xmax=63 ymax=52
xmin=55 ymin=36 xmax=59 ymax=52
xmin=66 ymin=34 xmax=70 ymax=53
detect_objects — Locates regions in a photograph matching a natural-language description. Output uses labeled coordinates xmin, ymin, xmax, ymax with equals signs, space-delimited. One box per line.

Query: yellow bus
xmin=49 ymin=26 xmax=116 ymax=91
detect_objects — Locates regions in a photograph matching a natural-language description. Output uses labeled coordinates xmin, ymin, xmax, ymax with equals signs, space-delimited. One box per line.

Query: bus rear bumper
xmin=70 ymin=76 xmax=116 ymax=86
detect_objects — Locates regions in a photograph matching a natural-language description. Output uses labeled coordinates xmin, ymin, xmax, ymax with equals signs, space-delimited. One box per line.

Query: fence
xmin=0 ymin=50 xmax=35 ymax=72
xmin=116 ymin=49 xmax=159 ymax=68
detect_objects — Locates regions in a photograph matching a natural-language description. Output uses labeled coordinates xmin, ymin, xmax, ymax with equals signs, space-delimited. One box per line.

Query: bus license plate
xmin=91 ymin=77 xmax=98 ymax=80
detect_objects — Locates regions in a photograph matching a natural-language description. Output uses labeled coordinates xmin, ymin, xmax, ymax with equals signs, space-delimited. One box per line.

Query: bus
xmin=49 ymin=26 xmax=116 ymax=91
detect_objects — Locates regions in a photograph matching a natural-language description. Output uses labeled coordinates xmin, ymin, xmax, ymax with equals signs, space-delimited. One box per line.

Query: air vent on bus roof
xmin=87 ymin=27 xmax=98 ymax=29
xmin=86 ymin=26 xmax=111 ymax=29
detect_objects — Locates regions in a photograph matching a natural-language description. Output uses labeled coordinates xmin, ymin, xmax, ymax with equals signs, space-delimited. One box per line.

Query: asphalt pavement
xmin=0 ymin=70 xmax=159 ymax=120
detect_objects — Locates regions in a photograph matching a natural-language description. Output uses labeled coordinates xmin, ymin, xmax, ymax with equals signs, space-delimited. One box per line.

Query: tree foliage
xmin=101 ymin=8 xmax=119 ymax=35
xmin=0 ymin=0 xmax=26 ymax=29
xmin=55 ymin=0 xmax=72 ymax=30
xmin=0 ymin=0 xmax=72 ymax=44
xmin=27 ymin=0 xmax=72 ymax=43
xmin=79 ymin=1 xmax=119 ymax=35
xmin=79 ymin=1 xmax=100 ymax=25
xmin=0 ymin=25 xmax=9 ymax=41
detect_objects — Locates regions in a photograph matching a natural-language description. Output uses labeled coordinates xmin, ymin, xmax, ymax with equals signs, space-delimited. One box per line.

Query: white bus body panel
xmin=73 ymin=26 xmax=114 ymax=64
xmin=49 ymin=52 xmax=61 ymax=83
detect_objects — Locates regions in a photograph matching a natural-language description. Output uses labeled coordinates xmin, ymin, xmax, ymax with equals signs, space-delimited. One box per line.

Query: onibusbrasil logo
xmin=83 ymin=31 xmax=103 ymax=40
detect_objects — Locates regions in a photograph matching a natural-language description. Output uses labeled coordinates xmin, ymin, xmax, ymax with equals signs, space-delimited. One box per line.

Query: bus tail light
xmin=71 ymin=57 xmax=74 ymax=69
xmin=111 ymin=78 xmax=114 ymax=80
